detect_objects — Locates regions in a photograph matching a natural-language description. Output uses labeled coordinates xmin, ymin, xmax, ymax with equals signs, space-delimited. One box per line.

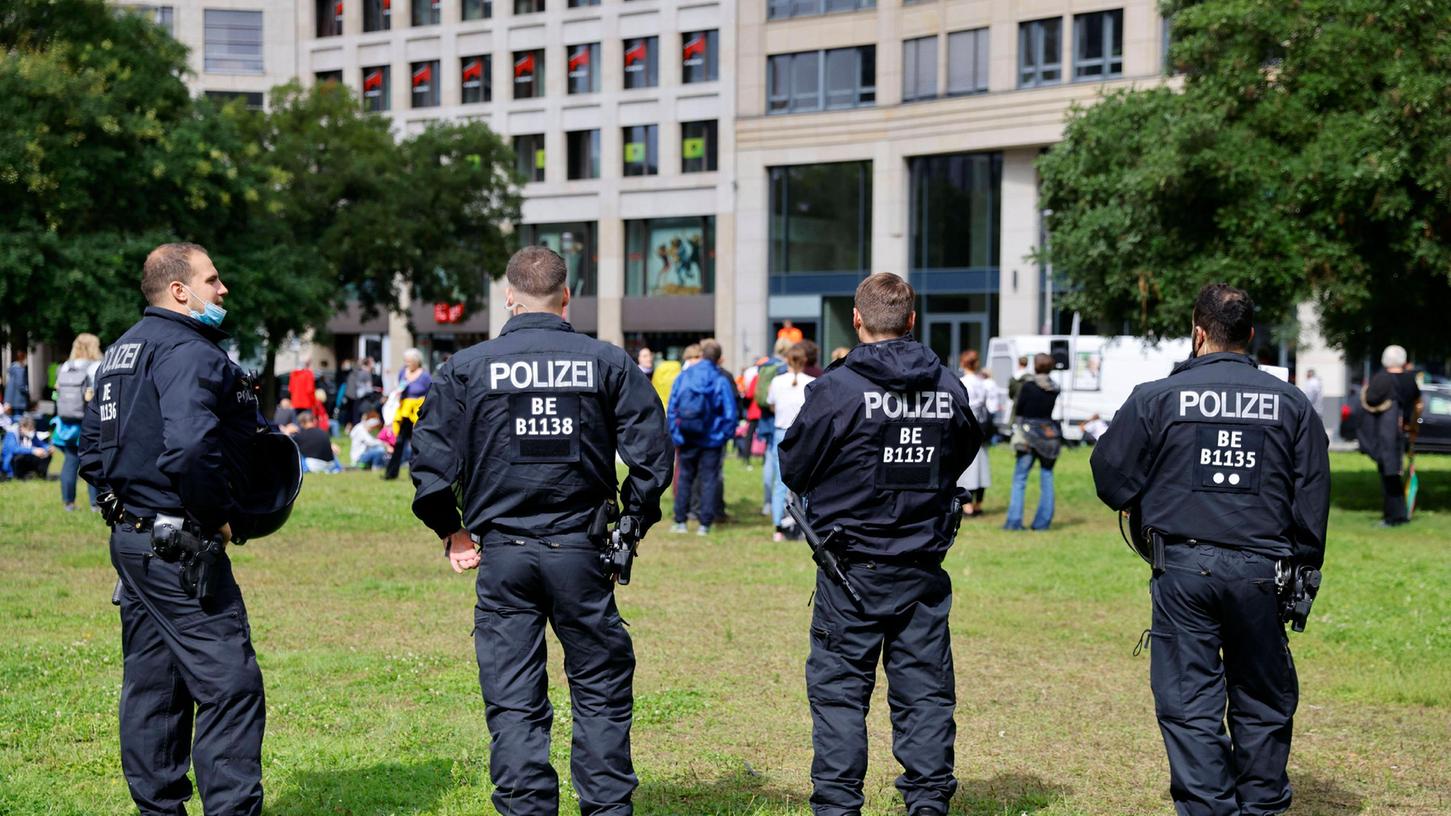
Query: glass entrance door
xmin=925 ymin=314 xmax=989 ymax=371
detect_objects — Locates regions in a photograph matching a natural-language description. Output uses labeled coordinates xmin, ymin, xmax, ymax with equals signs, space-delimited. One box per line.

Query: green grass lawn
xmin=2 ymin=448 xmax=1448 ymax=815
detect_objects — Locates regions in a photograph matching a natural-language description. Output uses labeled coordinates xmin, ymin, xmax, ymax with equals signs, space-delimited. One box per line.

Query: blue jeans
xmin=759 ymin=415 xmax=776 ymax=506
xmin=674 ymin=445 xmax=724 ymax=526
xmin=59 ymin=444 xmax=97 ymax=507
xmin=770 ymin=427 xmax=790 ymax=528
xmin=355 ymin=447 xmax=388 ymax=470
xmin=1004 ymin=452 xmax=1055 ymax=531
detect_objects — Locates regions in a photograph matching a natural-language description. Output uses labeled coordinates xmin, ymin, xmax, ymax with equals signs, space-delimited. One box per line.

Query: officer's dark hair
xmin=141 ymin=242 xmax=209 ymax=304
xmin=1192 ymin=283 xmax=1255 ymax=350
xmin=506 ymin=246 xmax=568 ymax=299
xmin=855 ymin=273 xmax=915 ymax=337
xmin=699 ymin=338 xmax=722 ymax=363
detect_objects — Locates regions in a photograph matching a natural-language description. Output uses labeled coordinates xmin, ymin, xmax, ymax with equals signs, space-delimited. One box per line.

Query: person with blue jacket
xmin=2 ymin=415 xmax=52 ymax=480
xmin=667 ymin=338 xmax=738 ymax=536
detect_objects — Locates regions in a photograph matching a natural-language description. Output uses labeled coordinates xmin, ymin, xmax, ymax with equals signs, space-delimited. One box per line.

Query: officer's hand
xmin=446 ymin=529 xmax=480 ymax=573
xmin=218 ymin=523 xmax=232 ymax=545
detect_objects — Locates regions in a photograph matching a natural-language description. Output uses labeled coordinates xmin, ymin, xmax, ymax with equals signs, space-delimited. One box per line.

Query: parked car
xmin=1415 ymin=384 xmax=1451 ymax=454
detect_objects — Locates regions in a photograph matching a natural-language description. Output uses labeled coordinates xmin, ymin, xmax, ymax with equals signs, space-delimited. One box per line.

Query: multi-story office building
xmin=731 ymin=0 xmax=1168 ymax=368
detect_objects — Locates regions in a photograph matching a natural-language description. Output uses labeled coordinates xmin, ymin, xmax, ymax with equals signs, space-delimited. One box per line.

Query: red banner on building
xmin=363 ymin=69 xmax=383 ymax=91
xmin=462 ymin=59 xmax=483 ymax=83
xmin=514 ymin=53 xmax=536 ymax=78
xmin=412 ymin=64 xmax=432 ymax=87
xmin=433 ymin=303 xmax=466 ymax=324
xmin=683 ymin=35 xmax=706 ymax=62
xmin=624 ymin=41 xmax=648 ymax=67
xmin=568 ymin=46 xmax=591 ymax=72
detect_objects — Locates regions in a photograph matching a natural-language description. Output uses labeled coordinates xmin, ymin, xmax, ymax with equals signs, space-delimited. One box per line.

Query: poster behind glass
xmin=640 ymin=221 xmax=707 ymax=296
xmin=1072 ymin=350 xmax=1102 ymax=391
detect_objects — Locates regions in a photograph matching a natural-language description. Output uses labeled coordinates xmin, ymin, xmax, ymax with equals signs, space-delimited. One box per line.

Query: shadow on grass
xmin=949 ymin=772 xmax=1068 ymax=816
xmin=635 ymin=765 xmax=804 ymax=814
xmin=1329 ymin=466 xmax=1450 ymax=513
xmin=268 ymin=758 xmax=454 ymax=815
xmin=1290 ymin=772 xmax=1366 ymax=816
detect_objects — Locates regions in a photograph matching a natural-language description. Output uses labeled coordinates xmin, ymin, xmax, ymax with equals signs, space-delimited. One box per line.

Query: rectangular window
xmin=131 ymin=5 xmax=175 ymax=35
xmin=461 ymin=56 xmax=491 ymax=103
xmin=514 ymin=0 xmax=544 ymax=14
xmin=680 ymin=120 xmax=718 ymax=173
xmin=316 ymin=0 xmax=342 ymax=37
xmin=626 ymin=216 xmax=715 ymax=296
xmin=514 ymin=134 xmax=545 ymax=182
xmin=567 ymin=130 xmax=600 ymax=179
xmin=512 ymin=49 xmax=544 ymax=99
xmin=411 ymin=60 xmax=439 ymax=107
xmin=364 ymin=0 xmax=390 ymax=31
xmin=769 ymin=162 xmax=873 ymax=275
xmin=568 ymin=0 xmax=600 ymax=6
xmin=412 ymin=0 xmax=440 ymax=26
xmin=315 ymin=69 xmax=343 ymax=85
xmin=947 ymin=28 xmax=989 ymax=95
xmin=204 ymin=90 xmax=265 ymax=110
xmin=767 ymin=0 xmax=872 ymax=21
xmin=622 ymin=37 xmax=659 ymax=89
xmin=362 ymin=65 xmax=390 ymax=111
xmin=1074 ymin=9 xmax=1124 ymax=80
xmin=567 ymin=43 xmax=600 ymax=94
xmin=1019 ymin=17 xmax=1062 ymax=88
xmin=520 ymin=223 xmax=596 ymax=295
xmin=902 ymin=36 xmax=937 ymax=102
xmin=203 ymin=9 xmax=264 ymax=75
xmin=766 ymin=47 xmax=874 ymax=114
xmin=622 ymin=124 xmax=659 ymax=176
xmin=681 ymin=30 xmax=718 ymax=84
xmin=462 ymin=0 xmax=491 ymax=19
xmin=909 ymin=152 xmax=1002 ymax=272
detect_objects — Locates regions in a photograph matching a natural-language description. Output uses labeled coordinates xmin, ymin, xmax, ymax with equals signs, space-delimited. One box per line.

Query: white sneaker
xmin=697 ymin=525 xmax=711 ymax=536
xmin=670 ymin=522 xmax=687 ymax=534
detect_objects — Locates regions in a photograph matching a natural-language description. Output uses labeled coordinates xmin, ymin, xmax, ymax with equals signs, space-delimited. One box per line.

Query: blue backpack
xmin=674 ymin=370 xmax=715 ymax=441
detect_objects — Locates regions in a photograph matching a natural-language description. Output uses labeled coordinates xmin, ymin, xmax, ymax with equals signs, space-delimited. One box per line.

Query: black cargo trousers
xmin=109 ymin=523 xmax=265 ymax=816
xmin=806 ymin=556 xmax=957 ymax=816
xmin=473 ymin=531 xmax=636 ymax=816
xmin=1150 ymin=543 xmax=1299 ymax=816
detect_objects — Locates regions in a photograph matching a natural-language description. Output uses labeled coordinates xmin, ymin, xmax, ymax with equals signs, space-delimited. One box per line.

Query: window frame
xmin=512 ymin=49 xmax=545 ymax=99
xmin=680 ymin=120 xmax=718 ymax=174
xmin=625 ymin=216 xmax=716 ymax=296
xmin=203 ymin=9 xmax=264 ymax=75
xmin=1072 ymin=9 xmax=1124 ymax=81
xmin=461 ymin=0 xmax=491 ymax=20
xmin=363 ymin=0 xmax=391 ymax=31
xmin=411 ymin=0 xmax=441 ymax=26
xmin=622 ymin=36 xmax=660 ymax=90
xmin=767 ymin=0 xmax=873 ymax=22
xmin=461 ymin=55 xmax=492 ymax=104
xmin=681 ymin=30 xmax=719 ymax=84
xmin=566 ymin=42 xmax=601 ymax=95
xmin=902 ymin=35 xmax=938 ymax=103
xmin=362 ymin=64 xmax=390 ymax=112
xmin=566 ymin=129 xmax=601 ymax=180
xmin=946 ymin=27 xmax=990 ymax=96
xmin=514 ymin=133 xmax=546 ymax=183
xmin=410 ymin=59 xmax=440 ymax=108
xmin=1018 ymin=17 xmax=1063 ymax=88
xmin=622 ymin=124 xmax=659 ymax=177
xmin=767 ymin=46 xmax=875 ymax=115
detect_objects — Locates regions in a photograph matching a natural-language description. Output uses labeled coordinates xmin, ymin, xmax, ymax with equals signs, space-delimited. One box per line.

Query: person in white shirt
xmin=956 ymin=350 xmax=992 ymax=517
xmin=349 ymin=410 xmax=390 ymax=470
xmin=1299 ymin=368 xmax=1323 ymax=414
xmin=767 ymin=344 xmax=814 ymax=541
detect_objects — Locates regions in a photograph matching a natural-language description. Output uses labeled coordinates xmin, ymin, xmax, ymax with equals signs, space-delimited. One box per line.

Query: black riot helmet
xmin=232 ymin=431 xmax=302 ymax=542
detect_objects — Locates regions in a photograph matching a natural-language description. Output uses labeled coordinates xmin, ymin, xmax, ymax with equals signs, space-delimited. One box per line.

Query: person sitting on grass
xmin=293 ymin=411 xmax=342 ymax=474
xmin=349 ymin=410 xmax=391 ymax=470
xmin=2 ymin=416 xmax=52 ymax=480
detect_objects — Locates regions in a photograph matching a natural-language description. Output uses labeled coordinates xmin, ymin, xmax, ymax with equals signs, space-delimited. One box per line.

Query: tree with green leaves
xmin=1038 ymin=0 xmax=1451 ymax=359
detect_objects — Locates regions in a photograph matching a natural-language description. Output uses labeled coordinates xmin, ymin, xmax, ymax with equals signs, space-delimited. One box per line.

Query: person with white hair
xmin=1358 ymin=343 xmax=1421 ymax=525
xmin=383 ymin=347 xmax=431 ymax=480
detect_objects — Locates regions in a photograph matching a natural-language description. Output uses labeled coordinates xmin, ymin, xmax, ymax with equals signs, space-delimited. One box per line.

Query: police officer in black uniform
xmin=780 ymin=273 xmax=982 ymax=816
xmin=409 ymin=246 xmax=673 ymax=816
xmin=1091 ymin=284 xmax=1330 ymax=816
xmin=79 ymin=243 xmax=273 ymax=816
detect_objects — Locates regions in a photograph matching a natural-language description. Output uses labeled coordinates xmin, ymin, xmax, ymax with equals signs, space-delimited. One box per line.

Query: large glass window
xmin=567 ymin=130 xmax=600 ymax=179
xmin=462 ymin=0 xmax=491 ymax=19
xmin=204 ymin=10 xmax=263 ymax=74
xmin=316 ymin=0 xmax=342 ymax=37
xmin=622 ymin=125 xmax=659 ymax=176
xmin=514 ymin=134 xmax=545 ymax=182
xmin=947 ymin=28 xmax=989 ymax=95
xmin=1019 ymin=17 xmax=1062 ymax=87
xmin=129 ymin=5 xmax=175 ymax=35
xmin=626 ymin=217 xmax=715 ymax=296
xmin=521 ymin=223 xmax=596 ymax=296
xmin=902 ymin=36 xmax=937 ymax=102
xmin=681 ymin=120 xmax=717 ymax=173
xmin=682 ymin=30 xmax=718 ymax=84
xmin=461 ymin=56 xmax=491 ymax=103
xmin=909 ymin=153 xmax=1001 ymax=272
xmin=767 ymin=47 xmax=874 ymax=114
xmin=364 ymin=0 xmax=390 ymax=31
xmin=768 ymin=162 xmax=872 ymax=276
xmin=512 ymin=50 xmax=544 ymax=99
xmin=411 ymin=60 xmax=439 ymax=107
xmin=568 ymin=0 xmax=600 ymax=6
xmin=567 ymin=43 xmax=600 ymax=94
xmin=767 ymin=0 xmax=872 ymax=21
xmin=315 ymin=69 xmax=342 ymax=85
xmin=362 ymin=65 xmax=390 ymax=111
xmin=1074 ymin=9 xmax=1124 ymax=80
xmin=515 ymin=0 xmax=544 ymax=14
xmin=623 ymin=37 xmax=659 ymax=89
xmin=204 ymin=90 xmax=265 ymax=111
xmin=412 ymin=0 xmax=440 ymax=26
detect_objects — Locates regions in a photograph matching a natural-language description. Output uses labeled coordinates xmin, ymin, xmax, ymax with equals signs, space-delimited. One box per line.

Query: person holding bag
xmin=51 ymin=333 xmax=103 ymax=511
xmin=1004 ymin=353 xmax=1061 ymax=531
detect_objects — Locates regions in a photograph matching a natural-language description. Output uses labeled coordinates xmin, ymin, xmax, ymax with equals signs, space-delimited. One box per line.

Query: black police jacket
xmin=780 ymin=335 xmax=982 ymax=559
xmin=410 ymin=312 xmax=674 ymax=541
xmin=1090 ymin=352 xmax=1330 ymax=568
xmin=79 ymin=307 xmax=260 ymax=534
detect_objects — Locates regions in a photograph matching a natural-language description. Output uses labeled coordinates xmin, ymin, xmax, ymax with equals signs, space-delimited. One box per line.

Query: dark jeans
xmin=1150 ymin=544 xmax=1297 ymax=816
xmin=674 ymin=445 xmax=724 ymax=527
xmin=59 ymin=443 xmax=97 ymax=506
xmin=383 ymin=417 xmax=414 ymax=480
xmin=9 ymin=452 xmax=51 ymax=480
xmin=474 ymin=534 xmax=636 ymax=816
xmin=110 ymin=524 xmax=266 ymax=816
xmin=807 ymin=559 xmax=957 ymax=816
xmin=1381 ymin=474 xmax=1408 ymax=524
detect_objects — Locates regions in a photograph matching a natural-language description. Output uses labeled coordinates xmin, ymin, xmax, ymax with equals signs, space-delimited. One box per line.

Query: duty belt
xmin=118 ymin=509 xmax=203 ymax=537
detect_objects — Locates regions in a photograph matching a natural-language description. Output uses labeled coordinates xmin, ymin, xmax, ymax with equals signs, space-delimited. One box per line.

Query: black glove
xmin=96 ymin=491 xmax=124 ymax=526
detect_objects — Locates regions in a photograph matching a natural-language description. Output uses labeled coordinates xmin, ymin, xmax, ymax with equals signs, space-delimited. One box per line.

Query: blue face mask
xmin=183 ymin=285 xmax=228 ymax=328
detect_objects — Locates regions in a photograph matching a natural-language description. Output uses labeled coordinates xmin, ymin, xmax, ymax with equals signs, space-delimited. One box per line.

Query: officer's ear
xmin=906 ymin=311 xmax=917 ymax=335
xmin=560 ymin=285 xmax=571 ymax=311
xmin=852 ymin=308 xmax=863 ymax=334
